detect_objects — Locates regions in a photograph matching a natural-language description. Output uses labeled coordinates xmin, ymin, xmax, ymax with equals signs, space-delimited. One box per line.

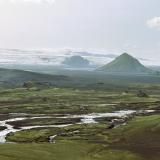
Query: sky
xmin=0 ymin=0 xmax=160 ymax=65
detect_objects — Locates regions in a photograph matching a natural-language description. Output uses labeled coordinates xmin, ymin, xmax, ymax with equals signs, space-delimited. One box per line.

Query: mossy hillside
xmin=98 ymin=53 xmax=152 ymax=73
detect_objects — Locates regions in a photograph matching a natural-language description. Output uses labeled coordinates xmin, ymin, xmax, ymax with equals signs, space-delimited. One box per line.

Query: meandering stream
xmin=0 ymin=110 xmax=155 ymax=143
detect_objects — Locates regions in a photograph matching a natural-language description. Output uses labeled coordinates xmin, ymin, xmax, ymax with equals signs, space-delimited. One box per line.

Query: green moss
xmin=7 ymin=129 xmax=51 ymax=143
xmin=0 ymin=141 xmax=144 ymax=160
xmin=90 ymin=149 xmax=144 ymax=160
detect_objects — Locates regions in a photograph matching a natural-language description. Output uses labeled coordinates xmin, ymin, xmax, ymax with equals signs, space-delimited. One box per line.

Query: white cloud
xmin=0 ymin=0 xmax=55 ymax=4
xmin=147 ymin=17 xmax=160 ymax=30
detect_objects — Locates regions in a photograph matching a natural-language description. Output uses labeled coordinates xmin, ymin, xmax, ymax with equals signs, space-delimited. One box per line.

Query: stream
xmin=0 ymin=110 xmax=155 ymax=143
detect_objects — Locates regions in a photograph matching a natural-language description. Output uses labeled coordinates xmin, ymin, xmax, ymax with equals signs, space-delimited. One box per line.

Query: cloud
xmin=0 ymin=0 xmax=55 ymax=5
xmin=147 ymin=17 xmax=160 ymax=30
xmin=73 ymin=51 xmax=117 ymax=59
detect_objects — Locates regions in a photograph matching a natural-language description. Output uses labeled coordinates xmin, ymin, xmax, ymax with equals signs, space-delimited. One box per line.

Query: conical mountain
xmin=97 ymin=53 xmax=152 ymax=73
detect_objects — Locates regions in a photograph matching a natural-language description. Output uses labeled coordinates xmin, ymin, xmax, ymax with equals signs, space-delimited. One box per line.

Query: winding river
xmin=0 ymin=110 xmax=155 ymax=143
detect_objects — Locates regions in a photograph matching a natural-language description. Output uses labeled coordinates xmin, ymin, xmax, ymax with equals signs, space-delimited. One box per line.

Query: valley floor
xmin=0 ymin=86 xmax=159 ymax=160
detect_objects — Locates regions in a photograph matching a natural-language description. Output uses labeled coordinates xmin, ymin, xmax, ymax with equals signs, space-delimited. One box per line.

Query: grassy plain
xmin=0 ymin=85 xmax=159 ymax=160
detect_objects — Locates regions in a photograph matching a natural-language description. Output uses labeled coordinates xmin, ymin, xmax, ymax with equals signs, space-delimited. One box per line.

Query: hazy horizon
xmin=0 ymin=0 xmax=160 ymax=65
xmin=0 ymin=48 xmax=159 ymax=67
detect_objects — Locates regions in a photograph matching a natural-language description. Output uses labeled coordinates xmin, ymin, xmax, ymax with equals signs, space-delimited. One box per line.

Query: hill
xmin=97 ymin=53 xmax=152 ymax=74
xmin=62 ymin=56 xmax=90 ymax=68
xmin=0 ymin=68 xmax=70 ymax=88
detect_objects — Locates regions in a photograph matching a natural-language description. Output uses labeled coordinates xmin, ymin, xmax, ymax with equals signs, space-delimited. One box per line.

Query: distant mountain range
xmin=97 ymin=53 xmax=153 ymax=74
xmin=62 ymin=56 xmax=90 ymax=68
xmin=0 ymin=56 xmax=159 ymax=90
xmin=0 ymin=48 xmax=159 ymax=68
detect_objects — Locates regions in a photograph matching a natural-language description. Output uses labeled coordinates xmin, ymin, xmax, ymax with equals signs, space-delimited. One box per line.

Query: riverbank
xmin=0 ymin=87 xmax=159 ymax=160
